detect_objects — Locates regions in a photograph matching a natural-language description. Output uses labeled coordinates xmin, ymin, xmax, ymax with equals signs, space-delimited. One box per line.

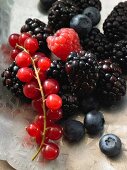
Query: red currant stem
xmin=16 ymin=44 xmax=47 ymax=161
xmin=16 ymin=44 xmax=28 ymax=53
xmin=31 ymin=58 xmax=47 ymax=161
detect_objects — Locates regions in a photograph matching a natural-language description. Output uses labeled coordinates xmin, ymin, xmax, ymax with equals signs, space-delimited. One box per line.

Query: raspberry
xmin=47 ymin=28 xmax=82 ymax=61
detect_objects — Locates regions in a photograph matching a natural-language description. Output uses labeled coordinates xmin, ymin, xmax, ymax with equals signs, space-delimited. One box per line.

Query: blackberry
xmin=103 ymin=2 xmax=127 ymax=43
xmin=20 ymin=18 xmax=53 ymax=54
xmin=61 ymin=93 xmax=79 ymax=118
xmin=72 ymin=0 xmax=102 ymax=13
xmin=40 ymin=0 xmax=57 ymax=11
xmin=1 ymin=62 xmax=31 ymax=102
xmin=65 ymin=51 xmax=99 ymax=98
xmin=112 ymin=40 xmax=127 ymax=74
xmin=81 ymin=28 xmax=113 ymax=61
xmin=48 ymin=0 xmax=79 ymax=32
xmin=96 ymin=59 xmax=126 ymax=105
xmin=47 ymin=60 xmax=68 ymax=85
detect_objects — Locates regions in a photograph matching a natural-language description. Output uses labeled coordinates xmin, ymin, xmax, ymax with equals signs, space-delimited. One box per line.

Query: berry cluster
xmin=2 ymin=0 xmax=127 ymax=162
xmin=6 ymin=32 xmax=63 ymax=161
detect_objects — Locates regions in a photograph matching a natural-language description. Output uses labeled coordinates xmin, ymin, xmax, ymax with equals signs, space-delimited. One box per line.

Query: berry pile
xmin=3 ymin=32 xmax=64 ymax=161
xmin=2 ymin=0 xmax=127 ymax=162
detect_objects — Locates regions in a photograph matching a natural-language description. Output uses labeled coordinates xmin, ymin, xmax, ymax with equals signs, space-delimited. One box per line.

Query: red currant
xmin=37 ymin=57 xmax=51 ymax=71
xmin=46 ymin=125 xmax=63 ymax=140
xmin=47 ymin=109 xmax=63 ymax=121
xmin=46 ymin=94 xmax=62 ymax=110
xmin=35 ymin=115 xmax=53 ymax=131
xmin=24 ymin=37 xmax=39 ymax=53
xmin=42 ymin=142 xmax=59 ymax=160
xmin=15 ymin=51 xmax=31 ymax=67
xmin=26 ymin=123 xmax=41 ymax=137
xmin=16 ymin=67 xmax=34 ymax=82
xmin=38 ymin=71 xmax=47 ymax=82
xmin=23 ymin=81 xmax=40 ymax=99
xmin=10 ymin=49 xmax=21 ymax=60
xmin=8 ymin=33 xmax=19 ymax=47
xmin=36 ymin=135 xmax=49 ymax=145
xmin=43 ymin=79 xmax=60 ymax=96
xmin=32 ymin=52 xmax=47 ymax=67
xmin=18 ymin=33 xmax=31 ymax=46
xmin=32 ymin=98 xmax=43 ymax=114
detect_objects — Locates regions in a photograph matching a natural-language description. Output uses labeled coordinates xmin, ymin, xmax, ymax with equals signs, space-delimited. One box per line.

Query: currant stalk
xmin=16 ymin=44 xmax=47 ymax=161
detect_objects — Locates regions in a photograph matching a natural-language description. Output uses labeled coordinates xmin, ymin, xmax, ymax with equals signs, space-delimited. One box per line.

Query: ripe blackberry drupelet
xmin=96 ymin=59 xmax=126 ymax=105
xmin=65 ymin=51 xmax=99 ymax=98
xmin=72 ymin=0 xmax=102 ymax=13
xmin=20 ymin=18 xmax=53 ymax=54
xmin=1 ymin=62 xmax=31 ymax=102
xmin=48 ymin=0 xmax=79 ymax=32
xmin=81 ymin=28 xmax=113 ymax=61
xmin=112 ymin=40 xmax=127 ymax=74
xmin=103 ymin=2 xmax=127 ymax=43
xmin=61 ymin=93 xmax=79 ymax=118
xmin=47 ymin=60 xmax=68 ymax=85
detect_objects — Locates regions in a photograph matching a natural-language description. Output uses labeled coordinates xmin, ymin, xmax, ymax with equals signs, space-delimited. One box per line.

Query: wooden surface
xmin=0 ymin=161 xmax=14 ymax=170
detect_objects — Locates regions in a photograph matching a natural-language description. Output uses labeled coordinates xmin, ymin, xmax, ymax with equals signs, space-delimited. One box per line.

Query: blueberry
xmin=40 ymin=0 xmax=57 ymax=11
xmin=81 ymin=96 xmax=100 ymax=114
xmin=99 ymin=134 xmax=122 ymax=157
xmin=84 ymin=110 xmax=105 ymax=134
xmin=70 ymin=14 xmax=92 ymax=38
xmin=63 ymin=119 xmax=85 ymax=143
xmin=83 ymin=7 xmax=101 ymax=26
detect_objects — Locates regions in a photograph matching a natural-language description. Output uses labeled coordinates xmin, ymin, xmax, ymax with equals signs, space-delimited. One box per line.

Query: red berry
xmin=26 ymin=123 xmax=41 ymax=137
xmin=36 ymin=135 xmax=49 ymax=145
xmin=47 ymin=109 xmax=63 ymax=121
xmin=39 ymin=71 xmax=47 ymax=82
xmin=18 ymin=33 xmax=31 ymax=46
xmin=24 ymin=37 xmax=39 ymax=53
xmin=8 ymin=33 xmax=20 ymax=47
xmin=32 ymin=98 xmax=43 ymax=114
xmin=16 ymin=67 xmax=34 ymax=82
xmin=42 ymin=142 xmax=59 ymax=160
xmin=10 ymin=49 xmax=21 ymax=60
xmin=37 ymin=57 xmax=51 ymax=71
xmin=32 ymin=52 xmax=47 ymax=66
xmin=46 ymin=125 xmax=63 ymax=140
xmin=43 ymin=79 xmax=60 ymax=96
xmin=15 ymin=51 xmax=31 ymax=67
xmin=47 ymin=28 xmax=81 ymax=61
xmin=46 ymin=94 xmax=62 ymax=110
xmin=23 ymin=81 xmax=40 ymax=99
xmin=35 ymin=115 xmax=53 ymax=131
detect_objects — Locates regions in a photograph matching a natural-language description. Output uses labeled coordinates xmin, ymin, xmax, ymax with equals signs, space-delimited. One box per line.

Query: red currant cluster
xmin=8 ymin=33 xmax=63 ymax=160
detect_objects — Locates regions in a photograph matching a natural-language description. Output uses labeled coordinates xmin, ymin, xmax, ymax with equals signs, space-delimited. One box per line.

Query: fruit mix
xmin=1 ymin=0 xmax=127 ymax=161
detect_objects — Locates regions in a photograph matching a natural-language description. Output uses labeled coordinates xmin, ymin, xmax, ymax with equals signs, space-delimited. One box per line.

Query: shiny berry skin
xmin=32 ymin=99 xmax=43 ymax=114
xmin=37 ymin=57 xmax=51 ymax=71
xmin=43 ymin=79 xmax=60 ymax=96
xmin=8 ymin=33 xmax=19 ymax=47
xmin=15 ymin=51 xmax=31 ymax=67
xmin=36 ymin=135 xmax=49 ymax=145
xmin=33 ymin=52 xmax=47 ymax=66
xmin=24 ymin=37 xmax=39 ymax=53
xmin=84 ymin=110 xmax=105 ymax=135
xmin=35 ymin=115 xmax=53 ymax=131
xmin=39 ymin=71 xmax=47 ymax=82
xmin=18 ymin=33 xmax=31 ymax=46
xmin=47 ymin=109 xmax=63 ymax=121
xmin=99 ymin=134 xmax=122 ymax=157
xmin=47 ymin=28 xmax=81 ymax=61
xmin=42 ymin=142 xmax=59 ymax=160
xmin=26 ymin=123 xmax=41 ymax=137
xmin=46 ymin=125 xmax=63 ymax=140
xmin=46 ymin=94 xmax=62 ymax=110
xmin=23 ymin=81 xmax=40 ymax=99
xmin=10 ymin=49 xmax=21 ymax=60
xmin=16 ymin=67 xmax=34 ymax=82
